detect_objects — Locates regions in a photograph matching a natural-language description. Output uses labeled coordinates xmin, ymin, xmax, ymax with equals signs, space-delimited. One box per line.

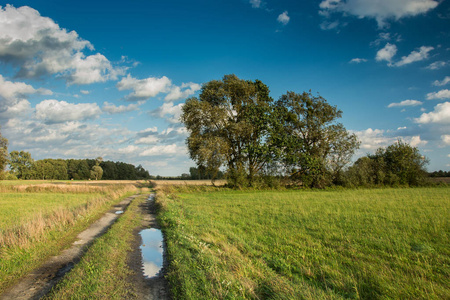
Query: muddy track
xmin=128 ymin=194 xmax=170 ymax=300
xmin=0 ymin=195 xmax=140 ymax=300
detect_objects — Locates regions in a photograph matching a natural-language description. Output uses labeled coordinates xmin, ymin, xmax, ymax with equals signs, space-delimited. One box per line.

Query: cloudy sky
xmin=0 ymin=0 xmax=449 ymax=175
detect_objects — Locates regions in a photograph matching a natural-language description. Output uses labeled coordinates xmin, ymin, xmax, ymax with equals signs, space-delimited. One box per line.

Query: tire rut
xmin=0 ymin=194 xmax=139 ymax=300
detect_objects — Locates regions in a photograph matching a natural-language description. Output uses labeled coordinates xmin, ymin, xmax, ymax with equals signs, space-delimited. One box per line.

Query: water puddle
xmin=148 ymin=194 xmax=155 ymax=201
xmin=140 ymin=228 xmax=163 ymax=278
xmin=115 ymin=210 xmax=124 ymax=215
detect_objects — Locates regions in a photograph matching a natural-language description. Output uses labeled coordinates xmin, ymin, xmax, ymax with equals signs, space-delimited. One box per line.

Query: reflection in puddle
xmin=115 ymin=210 xmax=124 ymax=214
xmin=140 ymin=228 xmax=163 ymax=278
xmin=148 ymin=194 xmax=155 ymax=201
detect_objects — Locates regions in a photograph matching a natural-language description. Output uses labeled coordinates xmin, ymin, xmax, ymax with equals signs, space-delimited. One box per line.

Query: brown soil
xmin=128 ymin=194 xmax=170 ymax=300
xmin=0 ymin=195 xmax=139 ymax=300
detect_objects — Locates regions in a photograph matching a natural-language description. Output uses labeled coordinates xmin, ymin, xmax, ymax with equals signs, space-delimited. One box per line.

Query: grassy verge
xmin=45 ymin=194 xmax=147 ymax=299
xmin=157 ymin=186 xmax=449 ymax=299
xmin=0 ymin=182 xmax=138 ymax=294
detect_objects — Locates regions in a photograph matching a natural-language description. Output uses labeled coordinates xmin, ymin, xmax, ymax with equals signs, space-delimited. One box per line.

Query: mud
xmin=0 ymin=195 xmax=139 ymax=300
xmin=128 ymin=194 xmax=170 ymax=300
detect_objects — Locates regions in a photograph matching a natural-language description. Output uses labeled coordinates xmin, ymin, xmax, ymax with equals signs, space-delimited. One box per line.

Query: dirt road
xmin=0 ymin=195 xmax=139 ymax=300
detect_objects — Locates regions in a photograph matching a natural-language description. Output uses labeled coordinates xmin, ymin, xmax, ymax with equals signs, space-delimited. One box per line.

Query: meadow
xmin=157 ymin=186 xmax=449 ymax=299
xmin=0 ymin=180 xmax=140 ymax=294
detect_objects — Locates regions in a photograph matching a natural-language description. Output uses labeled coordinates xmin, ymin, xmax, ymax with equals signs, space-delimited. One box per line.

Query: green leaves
xmin=181 ymin=76 xmax=359 ymax=188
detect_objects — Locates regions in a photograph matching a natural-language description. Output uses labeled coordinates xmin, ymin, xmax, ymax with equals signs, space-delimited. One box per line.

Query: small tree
xmin=275 ymin=91 xmax=359 ymax=188
xmin=9 ymin=151 xmax=34 ymax=179
xmin=345 ymin=140 xmax=429 ymax=187
xmin=374 ymin=140 xmax=429 ymax=186
xmin=0 ymin=127 xmax=8 ymax=179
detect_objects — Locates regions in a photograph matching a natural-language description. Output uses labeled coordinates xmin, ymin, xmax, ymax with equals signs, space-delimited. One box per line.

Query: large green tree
xmin=275 ymin=91 xmax=359 ymax=188
xmin=181 ymin=74 xmax=277 ymax=187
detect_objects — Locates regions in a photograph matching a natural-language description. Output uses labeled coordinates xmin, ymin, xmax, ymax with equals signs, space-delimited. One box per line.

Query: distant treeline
xmin=151 ymin=167 xmax=225 ymax=180
xmin=5 ymin=151 xmax=150 ymax=180
xmin=429 ymin=170 xmax=450 ymax=177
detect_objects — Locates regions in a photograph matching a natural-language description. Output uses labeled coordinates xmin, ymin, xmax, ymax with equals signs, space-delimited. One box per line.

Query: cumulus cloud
xmin=80 ymin=90 xmax=90 ymax=95
xmin=165 ymin=82 xmax=201 ymax=102
xmin=0 ymin=74 xmax=52 ymax=119
xmin=394 ymin=46 xmax=433 ymax=67
xmin=151 ymin=102 xmax=184 ymax=124
xmin=277 ymin=11 xmax=290 ymax=25
xmin=319 ymin=0 xmax=439 ymax=28
xmin=426 ymin=89 xmax=450 ymax=100
xmin=249 ymin=0 xmax=261 ymax=8
xmin=410 ymin=135 xmax=428 ymax=147
xmin=415 ymin=102 xmax=450 ymax=124
xmin=388 ymin=99 xmax=423 ymax=107
xmin=349 ymin=58 xmax=368 ymax=64
xmin=116 ymin=74 xmax=172 ymax=101
xmin=376 ymin=43 xmax=397 ymax=64
xmin=441 ymin=134 xmax=450 ymax=145
xmin=35 ymin=99 xmax=101 ymax=124
xmin=139 ymin=144 xmax=184 ymax=157
xmin=433 ymin=76 xmax=450 ymax=86
xmin=0 ymin=5 xmax=121 ymax=84
xmin=102 ymin=101 xmax=143 ymax=114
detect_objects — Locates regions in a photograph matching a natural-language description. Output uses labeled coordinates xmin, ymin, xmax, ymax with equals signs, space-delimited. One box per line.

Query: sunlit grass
xmin=45 ymin=195 xmax=148 ymax=299
xmin=0 ymin=181 xmax=139 ymax=294
xmin=158 ymin=187 xmax=450 ymax=299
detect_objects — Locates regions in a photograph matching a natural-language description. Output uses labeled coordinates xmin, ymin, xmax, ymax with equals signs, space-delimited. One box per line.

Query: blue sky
xmin=0 ymin=0 xmax=449 ymax=176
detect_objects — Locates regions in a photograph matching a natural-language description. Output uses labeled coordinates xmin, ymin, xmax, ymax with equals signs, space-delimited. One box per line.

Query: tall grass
xmin=0 ymin=182 xmax=138 ymax=294
xmin=157 ymin=187 xmax=449 ymax=299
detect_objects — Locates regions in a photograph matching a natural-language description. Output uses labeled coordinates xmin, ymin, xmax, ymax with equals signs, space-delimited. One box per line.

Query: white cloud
xmin=433 ymin=76 xmax=450 ymax=86
xmin=349 ymin=58 xmax=368 ymax=64
xmin=415 ymin=102 xmax=450 ymax=124
xmin=0 ymin=74 xmax=52 ymax=119
xmin=277 ymin=11 xmax=290 ymax=25
xmin=139 ymin=144 xmax=182 ymax=156
xmin=80 ymin=90 xmax=90 ymax=95
xmin=410 ymin=135 xmax=427 ymax=147
xmin=117 ymin=74 xmax=172 ymax=100
xmin=0 ymin=5 xmax=121 ymax=84
xmin=371 ymin=32 xmax=402 ymax=46
xmin=250 ymin=0 xmax=261 ymax=8
xmin=319 ymin=0 xmax=439 ymax=28
xmin=102 ymin=101 xmax=143 ymax=114
xmin=151 ymin=102 xmax=184 ymax=124
xmin=426 ymin=61 xmax=448 ymax=70
xmin=35 ymin=99 xmax=101 ymax=124
xmin=441 ymin=135 xmax=450 ymax=145
xmin=388 ymin=99 xmax=423 ymax=107
xmin=354 ymin=128 xmax=396 ymax=151
xmin=320 ymin=20 xmax=341 ymax=30
xmin=394 ymin=46 xmax=433 ymax=67
xmin=135 ymin=136 xmax=159 ymax=145
xmin=426 ymin=89 xmax=450 ymax=100
xmin=164 ymin=82 xmax=201 ymax=102
xmin=376 ymin=43 xmax=397 ymax=64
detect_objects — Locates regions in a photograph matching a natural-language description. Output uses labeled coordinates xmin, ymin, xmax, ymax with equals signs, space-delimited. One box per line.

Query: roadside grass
xmin=157 ymin=186 xmax=450 ymax=299
xmin=0 ymin=181 xmax=139 ymax=294
xmin=45 ymin=194 xmax=147 ymax=299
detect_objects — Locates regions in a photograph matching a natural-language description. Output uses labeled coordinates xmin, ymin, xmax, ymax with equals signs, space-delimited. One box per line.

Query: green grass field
xmin=45 ymin=194 xmax=148 ymax=299
xmin=158 ymin=187 xmax=450 ymax=299
xmin=0 ymin=181 xmax=139 ymax=294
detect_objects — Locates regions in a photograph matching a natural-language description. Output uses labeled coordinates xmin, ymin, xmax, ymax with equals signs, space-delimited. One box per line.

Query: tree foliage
xmin=345 ymin=140 xmax=429 ymax=187
xmin=182 ymin=74 xmax=277 ymax=187
xmin=275 ymin=91 xmax=359 ymax=188
xmin=0 ymin=127 xmax=8 ymax=179
xmin=8 ymin=151 xmax=35 ymax=179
